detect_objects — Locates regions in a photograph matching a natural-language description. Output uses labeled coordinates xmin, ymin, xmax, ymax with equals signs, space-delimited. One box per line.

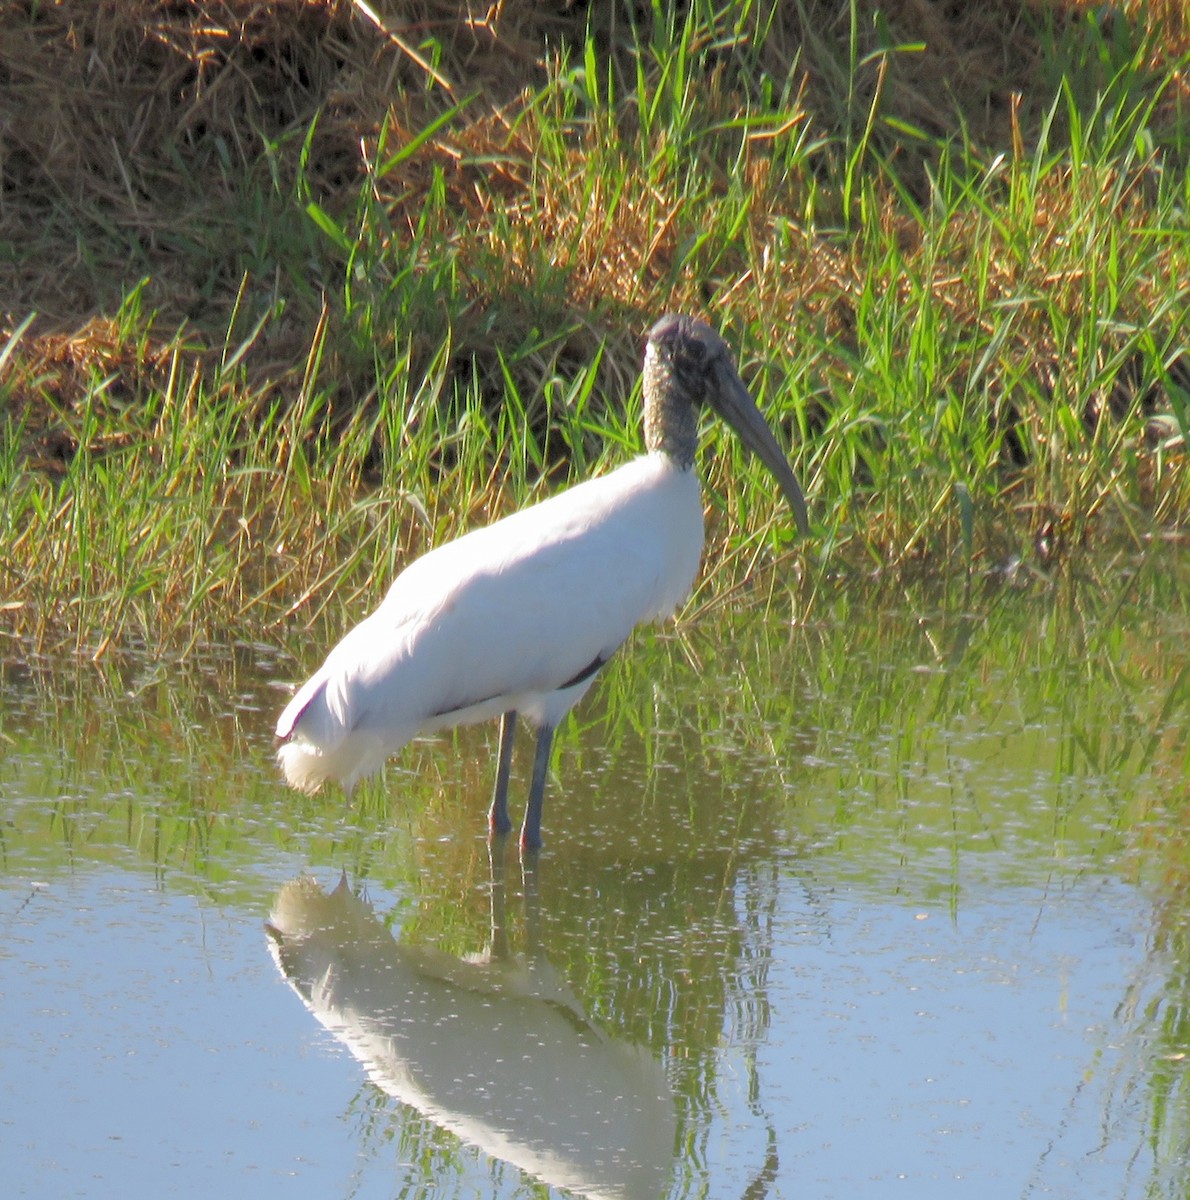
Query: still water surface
xmin=2 ymin=561 xmax=1188 ymax=1198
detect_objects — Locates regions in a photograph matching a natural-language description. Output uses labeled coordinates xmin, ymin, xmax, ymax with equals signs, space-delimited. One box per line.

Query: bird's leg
xmin=488 ymin=710 xmax=517 ymax=837
xmin=520 ymin=722 xmax=555 ymax=852
xmin=486 ymin=838 xmax=510 ymax=960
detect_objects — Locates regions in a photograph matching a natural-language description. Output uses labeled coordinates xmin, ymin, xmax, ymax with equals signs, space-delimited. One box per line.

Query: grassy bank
xmin=1 ymin=0 xmax=1187 ymax=658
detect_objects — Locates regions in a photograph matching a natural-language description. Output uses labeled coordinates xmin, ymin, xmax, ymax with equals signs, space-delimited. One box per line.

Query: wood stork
xmin=267 ymin=872 xmax=677 ymax=1198
xmin=276 ymin=314 xmax=809 ymax=848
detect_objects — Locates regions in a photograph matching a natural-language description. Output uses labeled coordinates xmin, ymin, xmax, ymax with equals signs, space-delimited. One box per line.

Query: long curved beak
xmin=708 ymin=356 xmax=810 ymax=537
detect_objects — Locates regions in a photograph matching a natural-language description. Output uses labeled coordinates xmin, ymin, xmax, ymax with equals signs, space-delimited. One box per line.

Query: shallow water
xmin=2 ymin=558 xmax=1188 ymax=1199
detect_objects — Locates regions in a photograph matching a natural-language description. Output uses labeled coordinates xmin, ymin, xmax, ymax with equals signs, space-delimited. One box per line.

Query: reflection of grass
xmin=1099 ymin=826 xmax=1190 ymax=1198
xmin=5 ymin=554 xmax=1187 ymax=1011
xmin=3 ymin=553 xmax=1188 ymax=1192
xmin=0 ymin=3 xmax=1187 ymax=654
xmin=6 ymin=550 xmax=1187 ymax=879
xmin=1146 ymin=931 xmax=1190 ymax=1196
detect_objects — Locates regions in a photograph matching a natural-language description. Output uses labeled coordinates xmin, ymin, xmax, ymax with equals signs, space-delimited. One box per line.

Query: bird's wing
xmin=275 ymin=672 xmax=328 ymax=742
xmin=274 ymin=593 xmax=429 ymax=745
xmin=278 ymin=457 xmax=702 ymax=749
xmin=373 ymin=460 xmax=702 ymax=719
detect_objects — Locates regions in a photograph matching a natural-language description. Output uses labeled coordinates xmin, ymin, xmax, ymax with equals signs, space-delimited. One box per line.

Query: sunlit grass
xmin=0 ymin=1 xmax=1187 ymax=656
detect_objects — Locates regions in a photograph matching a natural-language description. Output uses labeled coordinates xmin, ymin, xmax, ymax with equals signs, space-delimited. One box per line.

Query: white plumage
xmin=267 ymin=874 xmax=677 ymax=1199
xmin=276 ymin=314 xmax=808 ymax=848
xmin=277 ymin=455 xmax=701 ymax=792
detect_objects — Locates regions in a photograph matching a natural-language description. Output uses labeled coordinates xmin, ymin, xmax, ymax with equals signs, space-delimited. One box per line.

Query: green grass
xmin=0 ymin=1 xmax=1187 ymax=657
xmin=3 ymin=547 xmax=1188 ymax=1140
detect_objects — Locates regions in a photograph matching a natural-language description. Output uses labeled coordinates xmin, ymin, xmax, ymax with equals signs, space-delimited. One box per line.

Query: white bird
xmin=267 ymin=872 xmax=677 ymax=1199
xmin=276 ymin=314 xmax=809 ymax=848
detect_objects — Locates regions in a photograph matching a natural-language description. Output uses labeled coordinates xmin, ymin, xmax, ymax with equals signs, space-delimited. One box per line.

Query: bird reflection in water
xmin=266 ymin=854 xmax=676 ymax=1200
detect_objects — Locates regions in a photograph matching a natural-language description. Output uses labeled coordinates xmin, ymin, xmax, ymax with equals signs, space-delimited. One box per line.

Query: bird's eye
xmin=677 ymin=342 xmax=706 ymax=373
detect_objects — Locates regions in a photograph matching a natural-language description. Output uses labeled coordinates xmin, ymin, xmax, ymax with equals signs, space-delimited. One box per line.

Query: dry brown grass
xmin=0 ymin=1 xmax=1186 ymax=454
xmin=0 ymin=1 xmax=373 ymax=319
xmin=0 ymin=2 xmax=1185 ymax=655
xmin=0 ymin=2 xmax=1177 ymax=298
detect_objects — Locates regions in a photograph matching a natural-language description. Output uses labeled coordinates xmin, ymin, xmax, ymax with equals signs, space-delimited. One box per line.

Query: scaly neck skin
xmin=642 ymin=342 xmax=701 ymax=469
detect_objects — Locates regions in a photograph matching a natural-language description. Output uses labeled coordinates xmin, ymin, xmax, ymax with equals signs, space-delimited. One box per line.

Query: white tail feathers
xmin=276 ymin=731 xmax=389 ymax=797
xmin=276 ymin=740 xmax=337 ymax=795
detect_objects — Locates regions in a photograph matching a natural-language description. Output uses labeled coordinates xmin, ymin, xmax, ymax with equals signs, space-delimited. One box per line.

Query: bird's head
xmin=644 ymin=314 xmax=810 ymax=537
xmin=644 ymin=313 xmax=729 ymax=408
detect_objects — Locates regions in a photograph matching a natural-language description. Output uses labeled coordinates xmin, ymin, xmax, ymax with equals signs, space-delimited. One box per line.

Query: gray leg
xmin=489 ymin=710 xmax=517 ymax=837
xmin=520 ymin=722 xmax=555 ymax=852
xmin=486 ymin=839 xmax=510 ymax=960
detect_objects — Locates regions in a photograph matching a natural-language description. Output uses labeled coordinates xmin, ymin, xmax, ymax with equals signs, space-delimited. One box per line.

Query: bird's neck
xmin=643 ymin=364 xmax=699 ymax=469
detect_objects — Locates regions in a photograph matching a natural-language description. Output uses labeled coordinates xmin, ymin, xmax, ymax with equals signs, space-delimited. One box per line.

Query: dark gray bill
xmin=708 ymin=356 xmax=810 ymax=537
